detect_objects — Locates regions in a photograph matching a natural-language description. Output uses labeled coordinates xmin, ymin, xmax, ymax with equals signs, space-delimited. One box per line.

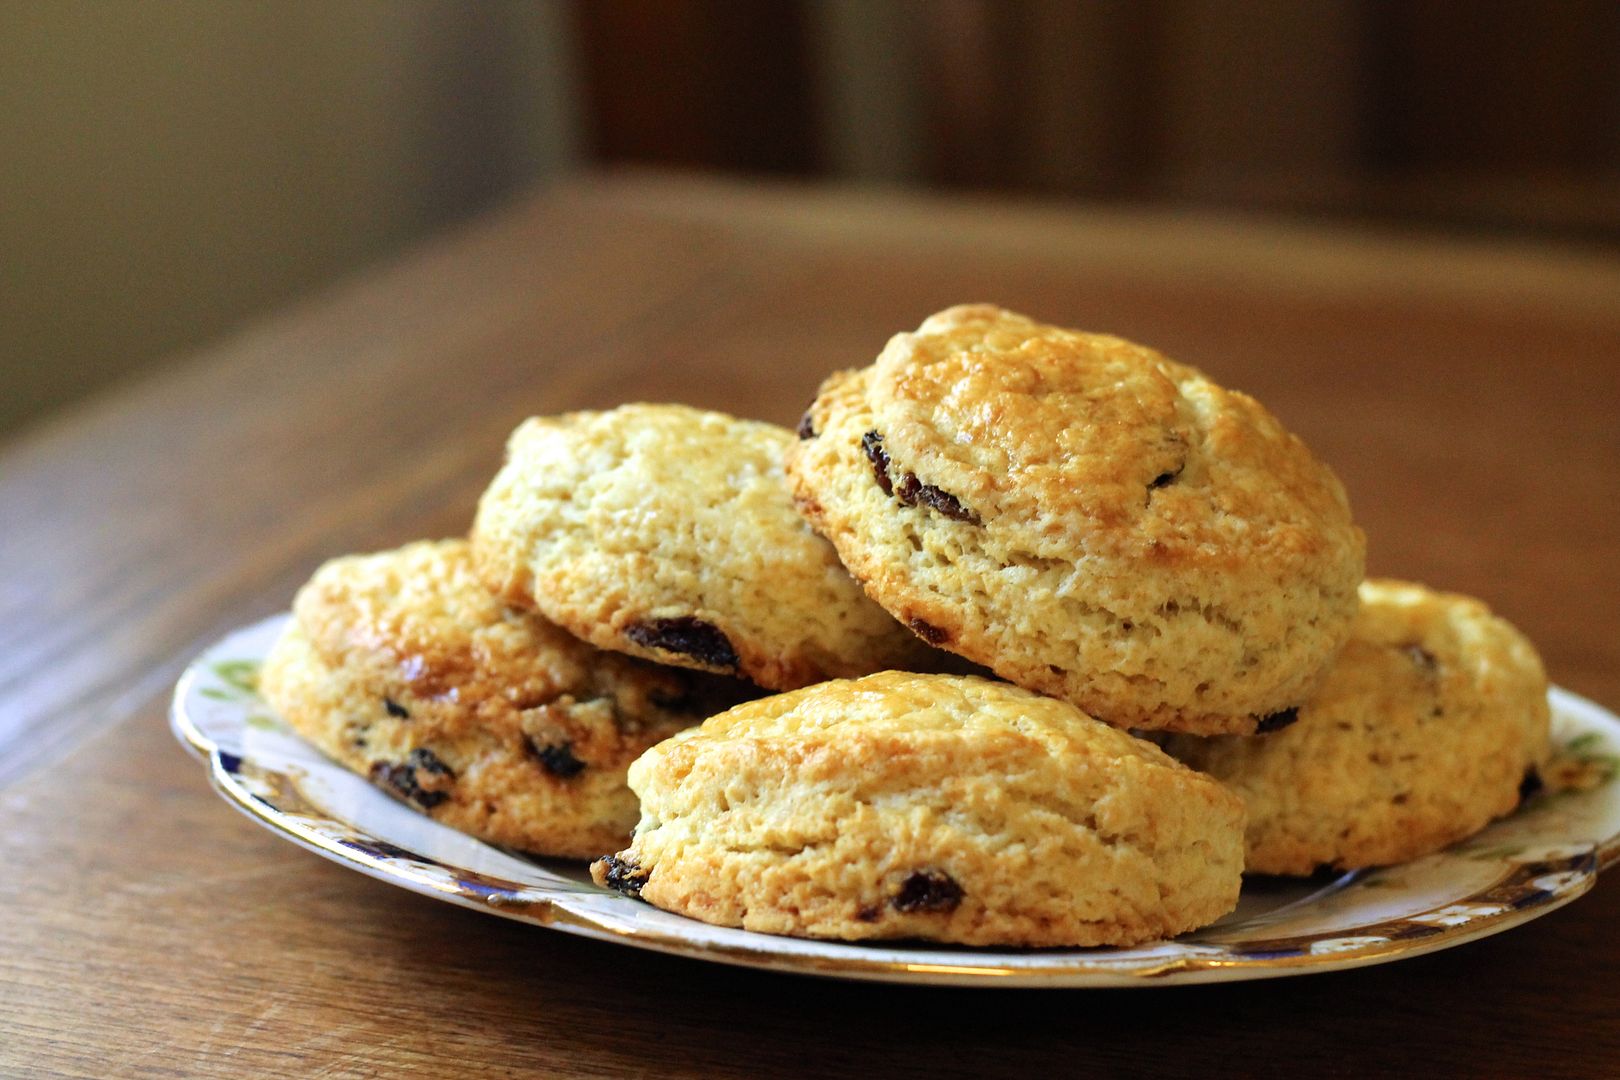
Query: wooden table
xmin=4 ymin=173 xmax=1618 ymax=1077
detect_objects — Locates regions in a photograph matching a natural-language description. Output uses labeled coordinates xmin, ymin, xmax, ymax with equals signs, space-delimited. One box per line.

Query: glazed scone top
xmin=1349 ymin=578 xmax=1550 ymax=693
xmin=609 ymin=671 xmax=1247 ymax=947
xmin=472 ymin=404 xmax=936 ymax=688
xmin=293 ymin=539 xmax=737 ymax=735
xmin=787 ymin=305 xmax=1366 ymax=733
xmin=864 ymin=304 xmax=1359 ymax=566
xmin=632 ymin=671 xmax=1231 ymax=822
xmin=653 ymin=668 xmax=1171 ymax=758
xmin=267 ymin=539 xmax=752 ymax=859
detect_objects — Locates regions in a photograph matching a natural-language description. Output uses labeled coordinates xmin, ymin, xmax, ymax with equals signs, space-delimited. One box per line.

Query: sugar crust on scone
xmin=259 ymin=540 xmax=752 ymax=859
xmin=592 ymin=671 xmax=1245 ymax=947
xmin=787 ymin=304 xmax=1366 ymax=734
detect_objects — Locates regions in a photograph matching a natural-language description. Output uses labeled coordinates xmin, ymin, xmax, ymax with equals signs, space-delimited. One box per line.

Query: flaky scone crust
xmin=471 ymin=404 xmax=939 ymax=689
xmin=592 ymin=672 xmax=1245 ymax=947
xmin=259 ymin=540 xmax=752 ymax=859
xmin=1165 ymin=579 xmax=1551 ymax=874
xmin=787 ymin=305 xmax=1366 ymax=734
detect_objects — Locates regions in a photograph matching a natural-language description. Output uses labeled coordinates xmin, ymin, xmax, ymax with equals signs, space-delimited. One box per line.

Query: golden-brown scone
xmin=592 ymin=672 xmax=1245 ymax=947
xmin=787 ymin=304 xmax=1366 ymax=734
xmin=259 ymin=540 xmax=754 ymax=859
xmin=470 ymin=403 xmax=941 ymax=689
xmin=1164 ymin=579 xmax=1551 ymax=874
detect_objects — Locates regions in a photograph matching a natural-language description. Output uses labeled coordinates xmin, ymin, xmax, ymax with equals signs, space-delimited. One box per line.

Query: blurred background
xmin=5 ymin=0 xmax=1618 ymax=438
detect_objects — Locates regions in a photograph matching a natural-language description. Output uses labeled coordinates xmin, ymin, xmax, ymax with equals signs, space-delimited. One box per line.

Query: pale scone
xmin=787 ymin=304 xmax=1366 ymax=734
xmin=259 ymin=540 xmax=753 ymax=859
xmin=471 ymin=404 xmax=939 ymax=689
xmin=1164 ymin=579 xmax=1551 ymax=875
xmin=591 ymin=672 xmax=1245 ymax=947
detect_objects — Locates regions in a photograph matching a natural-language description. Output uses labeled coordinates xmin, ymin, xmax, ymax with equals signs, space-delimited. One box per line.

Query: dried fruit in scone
xmin=1164 ymin=579 xmax=1551 ymax=875
xmin=470 ymin=403 xmax=941 ymax=689
xmin=592 ymin=672 xmax=1245 ymax=947
xmin=787 ymin=304 xmax=1366 ymax=735
xmin=258 ymin=540 xmax=754 ymax=859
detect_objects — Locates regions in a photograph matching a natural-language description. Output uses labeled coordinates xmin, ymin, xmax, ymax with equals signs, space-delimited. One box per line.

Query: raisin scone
xmin=1164 ymin=579 xmax=1551 ymax=875
xmin=591 ymin=671 xmax=1245 ymax=947
xmin=258 ymin=540 xmax=753 ymax=859
xmin=787 ymin=304 xmax=1366 ymax=735
xmin=471 ymin=403 xmax=939 ymax=689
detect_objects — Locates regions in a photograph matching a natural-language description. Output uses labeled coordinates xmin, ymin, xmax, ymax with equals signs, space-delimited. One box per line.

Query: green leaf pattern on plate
xmin=205 ymin=658 xmax=280 ymax=730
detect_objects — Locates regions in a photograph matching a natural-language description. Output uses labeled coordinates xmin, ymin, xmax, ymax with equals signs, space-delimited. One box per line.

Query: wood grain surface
xmin=3 ymin=173 xmax=1618 ymax=1077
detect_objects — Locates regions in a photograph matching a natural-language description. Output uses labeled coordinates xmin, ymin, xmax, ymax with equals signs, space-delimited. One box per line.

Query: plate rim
xmin=171 ymin=613 xmax=1620 ymax=988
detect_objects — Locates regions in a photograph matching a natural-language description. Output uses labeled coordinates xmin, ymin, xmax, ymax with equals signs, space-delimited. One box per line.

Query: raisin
xmin=907 ymin=617 xmax=949 ymax=645
xmin=625 ymin=617 xmax=739 ymax=670
xmin=370 ymin=755 xmax=453 ymax=810
xmin=860 ymin=431 xmax=980 ymax=523
xmin=926 ymin=487 xmax=978 ymax=522
xmin=409 ymin=783 xmax=449 ymax=811
xmin=1255 ymin=708 xmax=1300 ymax=733
xmin=855 ymin=905 xmax=882 ymax=923
xmin=894 ymin=470 xmax=980 ymax=523
xmin=383 ymin=697 xmax=410 ymax=719
xmin=597 ymin=853 xmax=649 ymax=899
xmin=892 ymin=870 xmax=964 ymax=913
xmin=1519 ymin=767 xmax=1544 ymax=803
xmin=796 ymin=409 xmax=817 ymax=440
xmin=1149 ymin=469 xmax=1179 ymax=489
xmin=408 ymin=748 xmax=451 ymax=775
xmin=529 ymin=739 xmax=586 ymax=778
xmin=861 ymin=431 xmax=894 ymax=495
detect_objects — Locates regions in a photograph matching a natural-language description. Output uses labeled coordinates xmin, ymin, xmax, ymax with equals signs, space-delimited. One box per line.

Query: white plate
xmin=171 ymin=615 xmax=1620 ymax=987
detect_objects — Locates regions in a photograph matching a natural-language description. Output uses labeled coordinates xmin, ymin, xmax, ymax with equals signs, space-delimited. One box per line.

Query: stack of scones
xmin=260 ymin=305 xmax=1550 ymax=948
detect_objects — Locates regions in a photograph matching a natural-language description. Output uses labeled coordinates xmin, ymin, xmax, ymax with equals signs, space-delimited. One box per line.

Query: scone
xmin=787 ymin=304 xmax=1366 ymax=734
xmin=258 ymin=540 xmax=752 ymax=859
xmin=1164 ymin=579 xmax=1551 ymax=875
xmin=471 ymin=403 xmax=938 ymax=689
xmin=591 ymin=672 xmax=1245 ymax=947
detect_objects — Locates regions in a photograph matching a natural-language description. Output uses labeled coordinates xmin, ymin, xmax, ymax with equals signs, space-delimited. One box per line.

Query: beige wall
xmin=0 ymin=0 xmax=578 ymax=437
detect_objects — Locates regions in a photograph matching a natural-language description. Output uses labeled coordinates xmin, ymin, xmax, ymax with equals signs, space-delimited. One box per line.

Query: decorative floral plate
xmin=171 ymin=615 xmax=1620 ymax=987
